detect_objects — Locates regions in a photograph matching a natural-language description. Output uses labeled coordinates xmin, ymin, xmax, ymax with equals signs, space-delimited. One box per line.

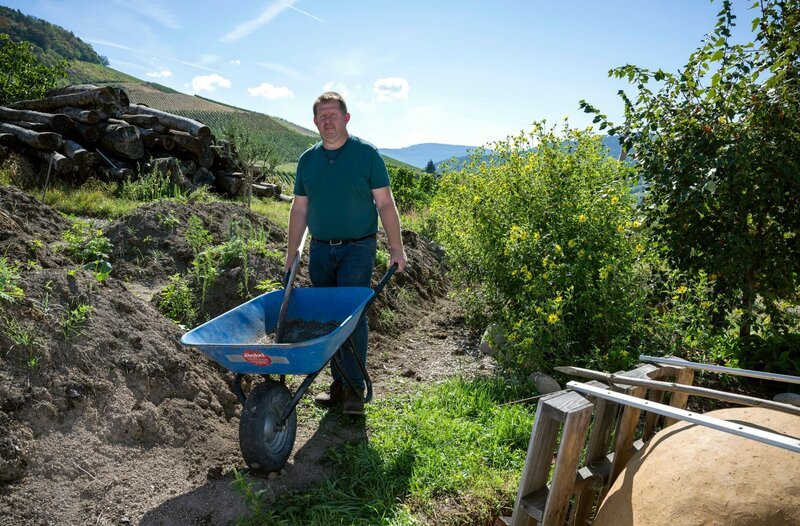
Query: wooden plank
xmin=665 ymin=366 xmax=694 ymax=427
xmin=542 ymin=397 xmax=593 ymax=525
xmin=639 ymin=355 xmax=800 ymax=385
xmin=607 ymin=386 xmax=644 ymax=488
xmin=519 ymin=488 xmax=548 ymax=524
xmin=511 ymin=391 xmax=588 ymax=526
xmin=571 ymin=381 xmax=617 ymax=526
xmin=568 ymin=381 xmax=800 ymax=453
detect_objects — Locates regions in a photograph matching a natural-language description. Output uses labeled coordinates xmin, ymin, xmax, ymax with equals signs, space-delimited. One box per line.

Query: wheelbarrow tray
xmin=180 ymin=286 xmax=374 ymax=375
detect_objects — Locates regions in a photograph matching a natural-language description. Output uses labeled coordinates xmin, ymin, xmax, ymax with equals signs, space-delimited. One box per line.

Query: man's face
xmin=314 ymin=101 xmax=350 ymax=142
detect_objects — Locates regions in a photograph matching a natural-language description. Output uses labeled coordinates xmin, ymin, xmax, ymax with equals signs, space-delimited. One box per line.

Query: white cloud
xmin=222 ymin=1 xmax=294 ymax=43
xmin=255 ymin=61 xmax=310 ymax=81
xmin=322 ymin=81 xmax=350 ymax=99
xmin=85 ymin=38 xmax=134 ymax=51
xmin=373 ymin=77 xmax=410 ymax=101
xmin=146 ymin=69 xmax=173 ymax=78
xmin=197 ymin=54 xmax=219 ymax=66
xmin=248 ymin=83 xmax=294 ymax=100
xmin=112 ymin=0 xmax=179 ymax=28
xmin=231 ymin=59 xmax=242 ymax=66
xmin=191 ymin=74 xmax=232 ymax=93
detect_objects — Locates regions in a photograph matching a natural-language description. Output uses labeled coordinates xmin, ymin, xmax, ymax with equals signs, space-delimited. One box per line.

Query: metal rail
xmin=639 ymin=355 xmax=800 ymax=385
xmin=568 ymin=380 xmax=800 ymax=453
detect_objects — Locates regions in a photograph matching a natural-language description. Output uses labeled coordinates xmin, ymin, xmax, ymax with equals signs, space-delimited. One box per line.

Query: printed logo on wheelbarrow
xmin=242 ymin=350 xmax=272 ymax=366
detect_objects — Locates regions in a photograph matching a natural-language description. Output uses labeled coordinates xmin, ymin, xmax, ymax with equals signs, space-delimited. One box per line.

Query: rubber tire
xmin=239 ymin=380 xmax=296 ymax=474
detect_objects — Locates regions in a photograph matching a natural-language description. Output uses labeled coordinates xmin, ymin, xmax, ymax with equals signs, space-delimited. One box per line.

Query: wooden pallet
xmin=500 ymin=362 xmax=694 ymax=526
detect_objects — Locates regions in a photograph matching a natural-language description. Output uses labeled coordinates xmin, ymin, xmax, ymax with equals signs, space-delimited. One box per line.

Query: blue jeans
xmin=308 ymin=236 xmax=376 ymax=390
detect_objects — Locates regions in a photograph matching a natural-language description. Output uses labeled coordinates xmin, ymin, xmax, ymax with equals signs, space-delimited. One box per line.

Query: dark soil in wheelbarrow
xmin=0 ymin=185 xmax=496 ymax=526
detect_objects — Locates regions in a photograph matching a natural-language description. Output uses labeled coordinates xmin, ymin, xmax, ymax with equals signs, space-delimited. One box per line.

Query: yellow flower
xmin=554 ymin=295 xmax=563 ymax=305
xmin=568 ymin=239 xmax=576 ymax=248
xmin=554 ymin=244 xmax=563 ymax=254
xmin=611 ymin=196 xmax=619 ymax=204
xmin=578 ymin=214 xmax=587 ymax=223
xmin=676 ymin=286 xmax=688 ymax=294
xmin=617 ymin=224 xmax=625 ymax=234
xmin=547 ymin=313 xmax=559 ymax=324
xmin=632 ymin=220 xmax=641 ymax=228
xmin=473 ymin=195 xmax=481 ymax=203
xmin=635 ymin=243 xmax=645 ymax=253
xmin=533 ymin=232 xmax=541 ymax=241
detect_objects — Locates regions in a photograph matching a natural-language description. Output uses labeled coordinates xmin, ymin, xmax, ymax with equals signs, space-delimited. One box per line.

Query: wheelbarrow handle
xmin=373 ymin=263 xmax=397 ymax=296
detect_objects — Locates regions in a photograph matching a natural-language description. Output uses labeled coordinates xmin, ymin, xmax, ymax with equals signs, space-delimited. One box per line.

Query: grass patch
xmin=249 ymin=197 xmax=291 ymax=229
xmin=235 ymin=377 xmax=534 ymax=525
xmin=42 ymin=183 xmax=141 ymax=219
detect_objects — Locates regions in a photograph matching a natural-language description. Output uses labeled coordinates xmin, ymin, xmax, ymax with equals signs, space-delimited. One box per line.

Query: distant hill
xmin=0 ymin=6 xmax=108 ymax=67
xmin=379 ymin=143 xmax=479 ymax=169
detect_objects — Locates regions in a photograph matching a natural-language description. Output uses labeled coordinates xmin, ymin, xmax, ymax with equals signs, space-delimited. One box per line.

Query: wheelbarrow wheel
xmin=239 ymin=380 xmax=296 ymax=474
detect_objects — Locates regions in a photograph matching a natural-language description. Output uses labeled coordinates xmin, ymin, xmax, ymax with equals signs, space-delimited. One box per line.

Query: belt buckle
xmin=330 ymin=239 xmax=343 ymax=246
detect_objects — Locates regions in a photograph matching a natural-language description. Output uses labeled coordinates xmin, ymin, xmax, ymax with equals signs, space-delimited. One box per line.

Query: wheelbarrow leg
xmin=277 ymin=370 xmax=321 ymax=426
xmin=232 ymin=373 xmax=247 ymax=405
xmin=331 ymin=338 xmax=373 ymax=404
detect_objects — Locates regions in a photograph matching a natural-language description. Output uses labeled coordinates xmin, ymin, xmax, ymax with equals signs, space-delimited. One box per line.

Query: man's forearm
xmin=378 ymin=201 xmax=403 ymax=251
xmin=285 ymin=206 xmax=308 ymax=270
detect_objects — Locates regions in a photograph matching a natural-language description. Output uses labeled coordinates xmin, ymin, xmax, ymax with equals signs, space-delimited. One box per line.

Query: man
xmin=285 ymin=91 xmax=408 ymax=415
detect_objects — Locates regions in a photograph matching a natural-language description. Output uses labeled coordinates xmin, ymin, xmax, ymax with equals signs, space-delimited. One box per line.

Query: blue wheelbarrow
xmin=180 ymin=250 xmax=396 ymax=474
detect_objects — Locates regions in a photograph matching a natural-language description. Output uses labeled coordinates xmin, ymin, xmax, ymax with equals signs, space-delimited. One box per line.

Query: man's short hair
xmin=313 ymin=92 xmax=347 ymax=116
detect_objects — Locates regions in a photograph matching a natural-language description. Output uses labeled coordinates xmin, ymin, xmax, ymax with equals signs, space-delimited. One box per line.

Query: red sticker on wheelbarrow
xmin=242 ymin=350 xmax=272 ymax=366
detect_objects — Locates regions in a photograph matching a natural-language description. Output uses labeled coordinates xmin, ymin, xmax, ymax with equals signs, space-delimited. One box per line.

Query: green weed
xmin=157 ymin=273 xmax=197 ymax=326
xmin=255 ymin=279 xmax=282 ymax=293
xmin=0 ymin=257 xmax=24 ymax=303
xmin=186 ymin=215 xmax=213 ymax=257
xmin=62 ymin=303 xmax=92 ymax=339
xmin=119 ymin=167 xmax=183 ymax=201
xmin=62 ymin=218 xmax=113 ymax=264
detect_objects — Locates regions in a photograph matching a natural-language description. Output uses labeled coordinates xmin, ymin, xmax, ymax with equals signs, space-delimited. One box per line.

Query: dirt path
xmin=0 ymin=187 xmax=495 ymax=525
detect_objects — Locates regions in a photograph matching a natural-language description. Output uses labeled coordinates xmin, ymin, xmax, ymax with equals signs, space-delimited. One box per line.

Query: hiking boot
xmin=342 ymin=387 xmax=365 ymax=416
xmin=314 ymin=380 xmax=344 ymax=408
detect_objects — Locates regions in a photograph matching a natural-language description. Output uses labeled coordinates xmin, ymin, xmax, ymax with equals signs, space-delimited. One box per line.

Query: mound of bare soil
xmin=0 ymin=184 xmax=492 ymax=525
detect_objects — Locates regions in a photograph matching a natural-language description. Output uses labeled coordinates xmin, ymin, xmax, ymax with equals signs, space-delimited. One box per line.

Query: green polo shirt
xmin=294 ymin=136 xmax=390 ymax=241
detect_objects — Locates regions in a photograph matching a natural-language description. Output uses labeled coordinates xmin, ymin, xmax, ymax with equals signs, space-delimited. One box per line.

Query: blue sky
xmin=3 ymin=1 xmax=757 ymax=148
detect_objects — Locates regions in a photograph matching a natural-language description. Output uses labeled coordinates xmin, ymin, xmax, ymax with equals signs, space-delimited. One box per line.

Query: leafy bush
xmin=388 ymin=165 xmax=436 ymax=212
xmin=735 ymin=333 xmax=800 ymax=376
xmin=0 ymin=33 xmax=65 ymax=105
xmin=432 ymin=122 xmax=647 ymax=375
xmin=581 ymin=0 xmax=800 ymax=338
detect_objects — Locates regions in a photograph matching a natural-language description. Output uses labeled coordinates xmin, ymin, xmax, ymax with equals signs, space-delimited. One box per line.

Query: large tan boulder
xmin=594 ymin=407 xmax=800 ymax=526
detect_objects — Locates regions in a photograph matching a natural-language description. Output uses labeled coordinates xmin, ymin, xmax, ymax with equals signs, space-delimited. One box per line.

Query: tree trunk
xmin=119 ymin=114 xmax=159 ymax=128
xmin=61 ymin=139 xmax=93 ymax=168
xmin=214 ymin=173 xmax=244 ymax=195
xmin=128 ymin=103 xmax=211 ymax=141
xmin=70 ymin=122 xmax=99 ymax=143
xmin=0 ymin=122 xmax=62 ymax=150
xmin=8 ymin=87 xmax=116 ymax=112
xmin=99 ymin=122 xmax=144 ymax=160
xmin=35 ymin=150 xmax=73 ymax=173
xmin=58 ymin=107 xmax=100 ymax=124
xmin=0 ymin=106 xmax=72 ymax=134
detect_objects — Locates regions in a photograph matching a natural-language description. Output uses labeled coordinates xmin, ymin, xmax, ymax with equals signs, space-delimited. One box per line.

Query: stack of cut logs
xmin=0 ymin=84 xmax=283 ymax=199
